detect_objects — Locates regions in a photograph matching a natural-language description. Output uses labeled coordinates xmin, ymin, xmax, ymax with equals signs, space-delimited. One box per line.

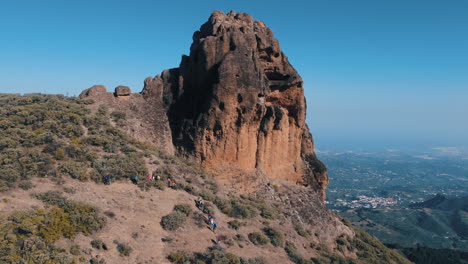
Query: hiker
xmin=167 ymin=178 xmax=172 ymax=187
xmin=156 ymin=175 xmax=161 ymax=181
xmin=170 ymin=181 xmax=177 ymax=189
xmin=195 ymin=197 xmax=204 ymax=209
xmin=212 ymin=222 xmax=218 ymax=233
xmin=104 ymin=175 xmax=111 ymax=185
xmin=147 ymin=174 xmax=152 ymax=181
xmin=208 ymin=213 xmax=214 ymax=221
xmin=131 ymin=175 xmax=138 ymax=185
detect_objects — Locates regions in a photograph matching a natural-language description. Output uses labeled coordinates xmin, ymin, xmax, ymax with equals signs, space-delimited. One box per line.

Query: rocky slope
xmin=81 ymin=11 xmax=328 ymax=198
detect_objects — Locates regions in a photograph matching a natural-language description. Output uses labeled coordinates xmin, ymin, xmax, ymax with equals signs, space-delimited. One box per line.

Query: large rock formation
xmin=144 ymin=11 xmax=328 ymax=198
xmin=82 ymin=11 xmax=328 ymax=198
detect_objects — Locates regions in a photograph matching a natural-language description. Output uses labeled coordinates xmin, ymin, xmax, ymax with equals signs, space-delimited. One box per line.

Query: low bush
xmin=230 ymin=199 xmax=258 ymax=219
xmin=174 ymin=204 xmax=192 ymax=216
xmin=116 ymin=242 xmax=132 ymax=257
xmin=18 ymin=180 xmax=34 ymax=190
xmin=168 ymin=251 xmax=189 ymax=264
xmin=284 ymin=241 xmax=313 ymax=264
xmin=90 ymin=257 xmax=106 ymax=264
xmin=160 ymin=211 xmax=187 ymax=231
xmin=245 ymin=257 xmax=268 ymax=264
xmin=294 ymin=223 xmax=309 ymax=237
xmin=69 ymin=244 xmax=80 ymax=255
xmin=263 ymin=227 xmax=284 ymax=247
xmin=59 ymin=161 xmax=89 ymax=182
xmin=248 ymin=232 xmax=270 ymax=246
xmin=91 ymin=239 xmax=108 ymax=250
xmin=228 ymin=220 xmax=244 ymax=230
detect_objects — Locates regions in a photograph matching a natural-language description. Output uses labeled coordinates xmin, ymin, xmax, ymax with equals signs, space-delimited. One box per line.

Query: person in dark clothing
xmin=104 ymin=175 xmax=111 ymax=185
xmin=195 ymin=197 xmax=204 ymax=209
xmin=131 ymin=175 xmax=138 ymax=185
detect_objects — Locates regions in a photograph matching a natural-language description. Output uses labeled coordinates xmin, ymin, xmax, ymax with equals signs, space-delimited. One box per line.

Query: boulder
xmin=114 ymin=86 xmax=131 ymax=96
xmin=79 ymin=85 xmax=107 ymax=98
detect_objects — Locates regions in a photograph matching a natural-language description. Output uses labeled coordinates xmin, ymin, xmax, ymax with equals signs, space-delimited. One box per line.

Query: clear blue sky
xmin=1 ymin=0 xmax=467 ymax=150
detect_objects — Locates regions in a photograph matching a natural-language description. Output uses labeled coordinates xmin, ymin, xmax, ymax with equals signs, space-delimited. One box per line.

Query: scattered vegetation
xmin=248 ymin=232 xmax=270 ymax=246
xmin=0 ymin=93 xmax=152 ymax=192
xmin=0 ymin=191 xmax=106 ymax=263
xmin=34 ymin=191 xmax=106 ymax=236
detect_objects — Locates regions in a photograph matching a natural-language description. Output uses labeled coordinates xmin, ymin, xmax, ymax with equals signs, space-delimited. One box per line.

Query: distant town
xmin=326 ymin=195 xmax=397 ymax=209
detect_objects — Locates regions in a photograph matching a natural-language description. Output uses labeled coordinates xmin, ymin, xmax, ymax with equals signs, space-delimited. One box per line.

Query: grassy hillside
xmin=0 ymin=94 xmax=410 ymax=264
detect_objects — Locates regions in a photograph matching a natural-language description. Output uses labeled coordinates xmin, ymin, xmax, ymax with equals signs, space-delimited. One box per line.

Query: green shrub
xmin=227 ymin=220 xmax=244 ymax=230
xmin=116 ymin=242 xmax=132 ymax=256
xmin=19 ymin=180 xmax=34 ymax=190
xmin=284 ymin=241 xmax=313 ymax=264
xmin=63 ymin=187 xmax=76 ymax=194
xmin=258 ymin=204 xmax=280 ymax=220
xmin=245 ymin=257 xmax=268 ymax=264
xmin=248 ymin=232 xmax=269 ymax=245
xmin=206 ymin=249 xmax=241 ymax=264
xmin=69 ymin=244 xmax=80 ymax=255
xmin=230 ymin=199 xmax=258 ymax=219
xmin=59 ymin=161 xmax=89 ymax=181
xmin=294 ymin=224 xmax=309 ymax=237
xmin=198 ymin=189 xmax=215 ymax=202
xmin=263 ymin=227 xmax=284 ymax=247
xmin=110 ymin=111 xmax=126 ymax=122
xmin=34 ymin=191 xmax=106 ymax=236
xmin=90 ymin=257 xmax=106 ymax=264
xmin=91 ymin=239 xmax=108 ymax=250
xmin=161 ymin=211 xmax=187 ymax=231
xmin=214 ymin=197 xmax=231 ymax=215
xmin=168 ymin=251 xmax=189 ymax=264
xmin=174 ymin=204 xmax=192 ymax=216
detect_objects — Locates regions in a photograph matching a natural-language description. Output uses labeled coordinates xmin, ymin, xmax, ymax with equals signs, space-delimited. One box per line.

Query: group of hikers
xmin=103 ymin=172 xmax=178 ymax=189
xmin=104 ymin=172 xmax=222 ymax=246
xmin=195 ymin=197 xmax=218 ymax=233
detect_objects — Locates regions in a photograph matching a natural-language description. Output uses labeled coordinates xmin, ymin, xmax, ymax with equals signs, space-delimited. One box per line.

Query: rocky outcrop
xmin=114 ymin=85 xmax=131 ymax=96
xmin=144 ymin=11 xmax=328 ymax=198
xmin=81 ymin=11 xmax=328 ymax=199
xmin=80 ymin=85 xmax=174 ymax=155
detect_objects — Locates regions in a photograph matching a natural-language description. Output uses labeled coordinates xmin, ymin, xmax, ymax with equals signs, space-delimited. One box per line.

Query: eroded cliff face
xmin=146 ymin=11 xmax=327 ymax=197
xmin=82 ymin=11 xmax=328 ymax=198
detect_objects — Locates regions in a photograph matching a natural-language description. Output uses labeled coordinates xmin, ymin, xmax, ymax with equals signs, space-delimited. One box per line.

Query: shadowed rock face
xmin=82 ymin=11 xmax=328 ymax=198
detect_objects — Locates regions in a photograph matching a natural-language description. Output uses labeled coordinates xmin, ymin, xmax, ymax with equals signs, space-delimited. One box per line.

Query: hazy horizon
xmin=1 ymin=0 xmax=467 ymax=149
